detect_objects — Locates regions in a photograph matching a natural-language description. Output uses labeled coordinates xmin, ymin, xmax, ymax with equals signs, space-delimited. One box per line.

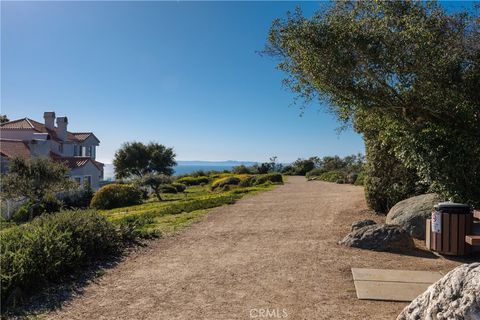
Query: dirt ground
xmin=46 ymin=176 xmax=465 ymax=320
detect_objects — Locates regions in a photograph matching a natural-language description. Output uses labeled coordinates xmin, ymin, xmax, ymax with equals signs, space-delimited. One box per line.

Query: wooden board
xmin=351 ymin=268 xmax=443 ymax=283
xmin=354 ymin=280 xmax=433 ymax=302
xmin=465 ymin=235 xmax=480 ymax=246
xmin=352 ymin=268 xmax=443 ymax=302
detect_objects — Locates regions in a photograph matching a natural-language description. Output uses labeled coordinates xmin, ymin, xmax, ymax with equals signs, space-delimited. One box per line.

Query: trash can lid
xmin=434 ymin=202 xmax=472 ymax=212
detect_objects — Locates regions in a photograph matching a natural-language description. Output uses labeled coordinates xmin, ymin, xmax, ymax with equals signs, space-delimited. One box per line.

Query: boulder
xmin=386 ymin=193 xmax=443 ymax=240
xmin=339 ymin=224 xmax=414 ymax=252
xmin=351 ymin=219 xmax=377 ymax=231
xmin=398 ymin=263 xmax=480 ymax=320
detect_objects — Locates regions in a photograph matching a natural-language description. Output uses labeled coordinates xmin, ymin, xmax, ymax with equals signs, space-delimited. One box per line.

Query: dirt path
xmin=47 ymin=177 xmax=461 ymax=320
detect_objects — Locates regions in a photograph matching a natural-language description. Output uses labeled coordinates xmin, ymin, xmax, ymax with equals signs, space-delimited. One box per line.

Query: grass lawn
xmin=100 ymin=183 xmax=277 ymax=237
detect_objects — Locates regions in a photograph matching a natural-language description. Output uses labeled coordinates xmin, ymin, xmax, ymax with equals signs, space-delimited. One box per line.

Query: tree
xmin=265 ymin=1 xmax=480 ymax=206
xmin=138 ymin=173 xmax=172 ymax=201
xmin=0 ymin=115 xmax=9 ymax=123
xmin=1 ymin=157 xmax=73 ymax=202
xmin=113 ymin=142 xmax=177 ymax=179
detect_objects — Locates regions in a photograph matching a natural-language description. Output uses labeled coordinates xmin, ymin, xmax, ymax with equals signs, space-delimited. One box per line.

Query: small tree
xmin=138 ymin=173 xmax=172 ymax=201
xmin=0 ymin=115 xmax=9 ymax=123
xmin=113 ymin=142 xmax=177 ymax=179
xmin=1 ymin=157 xmax=73 ymax=203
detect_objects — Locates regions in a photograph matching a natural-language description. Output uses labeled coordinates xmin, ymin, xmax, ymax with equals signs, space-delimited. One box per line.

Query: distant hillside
xmin=103 ymin=161 xmax=258 ymax=180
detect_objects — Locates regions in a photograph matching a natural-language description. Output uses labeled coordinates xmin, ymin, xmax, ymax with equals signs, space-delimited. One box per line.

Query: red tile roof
xmin=50 ymin=153 xmax=103 ymax=171
xmin=0 ymin=118 xmax=99 ymax=143
xmin=0 ymin=139 xmax=31 ymax=159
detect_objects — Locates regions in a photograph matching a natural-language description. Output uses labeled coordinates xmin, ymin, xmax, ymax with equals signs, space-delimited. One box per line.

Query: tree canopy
xmin=1 ymin=157 xmax=73 ymax=202
xmin=266 ymin=1 xmax=480 ymax=206
xmin=113 ymin=142 xmax=177 ymax=179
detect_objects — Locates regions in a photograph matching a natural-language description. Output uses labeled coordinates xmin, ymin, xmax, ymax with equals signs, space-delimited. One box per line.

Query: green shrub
xmin=211 ymin=176 xmax=241 ymax=191
xmin=254 ymin=173 xmax=283 ymax=185
xmin=317 ymin=171 xmax=344 ymax=183
xmin=363 ymin=138 xmax=428 ymax=213
xmin=90 ymin=184 xmax=143 ymax=210
xmin=238 ymin=173 xmax=283 ymax=187
xmin=354 ymin=171 xmax=365 ymax=186
xmin=12 ymin=195 xmax=62 ymax=223
xmin=232 ymin=165 xmax=252 ymax=174
xmin=176 ymin=176 xmax=210 ymax=186
xmin=239 ymin=175 xmax=257 ymax=187
xmin=305 ymin=168 xmax=326 ymax=179
xmin=60 ymin=188 xmax=94 ymax=209
xmin=158 ymin=184 xmax=178 ymax=194
xmin=172 ymin=183 xmax=186 ymax=193
xmin=1 ymin=210 xmax=120 ymax=306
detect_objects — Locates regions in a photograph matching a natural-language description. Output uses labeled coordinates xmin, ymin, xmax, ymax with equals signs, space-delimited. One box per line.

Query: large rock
xmin=351 ymin=219 xmax=377 ymax=231
xmin=339 ymin=224 xmax=414 ymax=252
xmin=398 ymin=263 xmax=480 ymax=320
xmin=386 ymin=193 xmax=443 ymax=240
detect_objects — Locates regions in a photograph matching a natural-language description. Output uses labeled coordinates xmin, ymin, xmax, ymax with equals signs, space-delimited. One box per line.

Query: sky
xmin=1 ymin=1 xmax=474 ymax=164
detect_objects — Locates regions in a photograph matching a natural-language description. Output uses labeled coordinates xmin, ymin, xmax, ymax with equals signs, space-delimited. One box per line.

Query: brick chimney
xmin=56 ymin=116 xmax=68 ymax=141
xmin=44 ymin=111 xmax=55 ymax=130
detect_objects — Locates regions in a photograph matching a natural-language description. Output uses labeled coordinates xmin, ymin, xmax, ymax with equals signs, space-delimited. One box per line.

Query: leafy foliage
xmin=239 ymin=173 xmax=284 ymax=187
xmin=90 ymin=184 xmax=143 ymax=210
xmin=283 ymin=157 xmax=318 ymax=175
xmin=176 ymin=176 xmax=210 ymax=186
xmin=137 ymin=173 xmax=172 ymax=201
xmin=113 ymin=142 xmax=176 ymax=179
xmin=265 ymin=1 xmax=480 ymax=206
xmin=1 ymin=157 xmax=73 ymax=203
xmin=1 ymin=210 xmax=120 ymax=306
xmin=211 ymin=176 xmax=241 ymax=191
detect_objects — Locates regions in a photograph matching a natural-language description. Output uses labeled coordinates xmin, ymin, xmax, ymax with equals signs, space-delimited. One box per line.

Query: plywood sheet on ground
xmin=351 ymin=268 xmax=443 ymax=283
xmin=352 ymin=268 xmax=443 ymax=302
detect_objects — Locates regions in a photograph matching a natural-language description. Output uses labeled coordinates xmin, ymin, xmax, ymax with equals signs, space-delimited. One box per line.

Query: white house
xmin=0 ymin=112 xmax=104 ymax=190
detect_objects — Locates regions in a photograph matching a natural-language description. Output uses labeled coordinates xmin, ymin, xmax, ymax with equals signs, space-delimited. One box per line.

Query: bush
xmin=363 ymin=138 xmax=428 ymax=213
xmin=176 ymin=176 xmax=210 ymax=186
xmin=305 ymin=168 xmax=326 ymax=180
xmin=211 ymin=176 xmax=241 ymax=191
xmin=254 ymin=173 xmax=283 ymax=185
xmin=317 ymin=171 xmax=344 ymax=183
xmin=12 ymin=195 xmax=62 ymax=222
xmin=238 ymin=175 xmax=257 ymax=187
xmin=59 ymin=188 xmax=94 ymax=209
xmin=90 ymin=184 xmax=143 ymax=210
xmin=354 ymin=171 xmax=365 ymax=186
xmin=232 ymin=165 xmax=252 ymax=174
xmin=172 ymin=183 xmax=187 ymax=193
xmin=239 ymin=173 xmax=283 ymax=187
xmin=158 ymin=184 xmax=178 ymax=194
xmin=1 ymin=210 xmax=120 ymax=306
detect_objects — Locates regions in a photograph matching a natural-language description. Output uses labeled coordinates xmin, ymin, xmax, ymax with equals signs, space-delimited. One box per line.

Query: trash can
xmin=428 ymin=202 xmax=473 ymax=255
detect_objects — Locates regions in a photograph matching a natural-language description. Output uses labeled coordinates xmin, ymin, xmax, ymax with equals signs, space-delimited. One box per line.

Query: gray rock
xmin=351 ymin=219 xmax=377 ymax=231
xmin=386 ymin=193 xmax=443 ymax=240
xmin=397 ymin=263 xmax=480 ymax=320
xmin=339 ymin=224 xmax=414 ymax=252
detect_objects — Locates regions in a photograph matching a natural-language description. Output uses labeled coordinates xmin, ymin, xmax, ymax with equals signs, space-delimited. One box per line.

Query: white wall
xmin=69 ymin=161 xmax=102 ymax=190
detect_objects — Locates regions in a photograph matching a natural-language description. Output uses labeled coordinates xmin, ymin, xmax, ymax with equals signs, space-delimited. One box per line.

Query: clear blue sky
xmin=2 ymin=1 xmax=472 ymax=164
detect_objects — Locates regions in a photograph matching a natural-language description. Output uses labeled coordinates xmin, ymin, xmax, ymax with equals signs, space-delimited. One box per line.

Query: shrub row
xmin=239 ymin=173 xmax=283 ymax=187
xmin=116 ymin=194 xmax=239 ymax=224
xmin=1 ymin=210 xmax=120 ymax=306
xmin=211 ymin=176 xmax=241 ymax=191
xmin=176 ymin=176 xmax=210 ymax=186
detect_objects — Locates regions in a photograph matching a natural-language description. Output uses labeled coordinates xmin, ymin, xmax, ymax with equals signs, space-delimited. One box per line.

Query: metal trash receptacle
xmin=429 ymin=202 xmax=473 ymax=255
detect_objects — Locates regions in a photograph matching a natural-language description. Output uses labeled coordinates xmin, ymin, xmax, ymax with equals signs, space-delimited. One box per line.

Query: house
xmin=0 ymin=112 xmax=104 ymax=190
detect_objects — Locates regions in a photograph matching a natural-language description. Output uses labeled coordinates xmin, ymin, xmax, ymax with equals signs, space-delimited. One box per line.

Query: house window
xmin=84 ymin=176 xmax=92 ymax=188
xmin=82 ymin=146 xmax=92 ymax=157
xmin=74 ymin=177 xmax=82 ymax=186
xmin=58 ymin=143 xmax=64 ymax=153
xmin=74 ymin=145 xmax=79 ymax=156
